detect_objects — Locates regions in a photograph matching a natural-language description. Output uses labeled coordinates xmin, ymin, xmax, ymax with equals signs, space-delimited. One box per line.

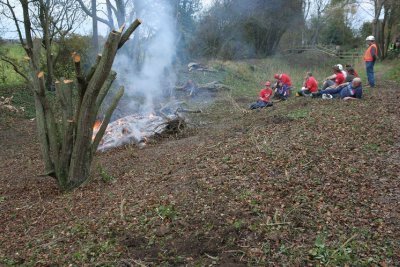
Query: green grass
xmin=383 ymin=60 xmax=400 ymax=83
xmin=0 ymin=84 xmax=35 ymax=119
xmin=0 ymin=44 xmax=26 ymax=86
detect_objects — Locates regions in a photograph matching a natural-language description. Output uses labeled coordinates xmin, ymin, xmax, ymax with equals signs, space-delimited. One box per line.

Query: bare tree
xmin=1 ymin=0 xmax=85 ymax=90
xmin=1 ymin=0 xmax=142 ymax=190
xmin=76 ymin=0 xmax=130 ymax=55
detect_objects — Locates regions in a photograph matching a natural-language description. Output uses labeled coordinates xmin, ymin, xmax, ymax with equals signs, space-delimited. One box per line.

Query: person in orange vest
xmin=364 ymin=36 xmax=378 ymax=87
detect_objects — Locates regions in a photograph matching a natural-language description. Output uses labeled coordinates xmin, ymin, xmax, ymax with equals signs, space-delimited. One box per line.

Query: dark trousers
xmin=366 ymin=61 xmax=375 ymax=87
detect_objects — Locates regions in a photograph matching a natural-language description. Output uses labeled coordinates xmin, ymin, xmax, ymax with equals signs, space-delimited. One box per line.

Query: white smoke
xmin=96 ymin=0 xmax=178 ymax=147
xmin=113 ymin=0 xmax=177 ymax=114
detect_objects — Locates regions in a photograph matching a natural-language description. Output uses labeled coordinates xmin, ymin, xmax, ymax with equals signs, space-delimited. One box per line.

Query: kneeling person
xmin=312 ymin=77 xmax=363 ymax=100
xmin=250 ymin=81 xmax=274 ymax=109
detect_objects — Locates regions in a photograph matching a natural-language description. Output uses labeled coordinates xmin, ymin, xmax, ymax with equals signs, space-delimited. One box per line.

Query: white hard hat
xmin=366 ymin=36 xmax=375 ymax=41
xmin=336 ymin=64 xmax=343 ymax=71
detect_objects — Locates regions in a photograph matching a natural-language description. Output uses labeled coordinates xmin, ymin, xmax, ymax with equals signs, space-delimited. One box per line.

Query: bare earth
xmin=1 ymin=80 xmax=399 ymax=266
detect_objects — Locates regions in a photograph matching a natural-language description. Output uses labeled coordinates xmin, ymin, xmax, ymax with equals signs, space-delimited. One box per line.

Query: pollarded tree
xmin=0 ymin=0 xmax=141 ymax=190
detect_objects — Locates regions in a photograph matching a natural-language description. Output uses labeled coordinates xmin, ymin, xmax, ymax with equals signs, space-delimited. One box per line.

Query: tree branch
xmin=92 ymin=86 xmax=124 ymax=153
xmin=76 ymin=0 xmax=113 ymax=28
xmin=118 ymin=18 xmax=142 ymax=48
xmin=0 ymin=56 xmax=30 ymax=82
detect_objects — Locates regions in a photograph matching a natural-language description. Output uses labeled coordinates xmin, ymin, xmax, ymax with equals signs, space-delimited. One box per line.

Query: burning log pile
xmin=95 ymin=113 xmax=185 ymax=151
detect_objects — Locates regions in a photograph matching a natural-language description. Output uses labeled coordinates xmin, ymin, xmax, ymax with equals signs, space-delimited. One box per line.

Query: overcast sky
xmin=1 ymin=0 xmax=377 ymax=39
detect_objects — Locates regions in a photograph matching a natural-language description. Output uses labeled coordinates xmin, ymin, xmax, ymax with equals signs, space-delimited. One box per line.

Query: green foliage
xmin=0 ymin=84 xmax=35 ymax=119
xmin=97 ymin=164 xmax=115 ymax=183
xmin=308 ymin=235 xmax=353 ymax=265
xmin=156 ymin=205 xmax=178 ymax=222
xmin=384 ymin=60 xmax=400 ymax=83
xmin=0 ymin=44 xmax=26 ymax=86
xmin=54 ymin=34 xmax=92 ymax=78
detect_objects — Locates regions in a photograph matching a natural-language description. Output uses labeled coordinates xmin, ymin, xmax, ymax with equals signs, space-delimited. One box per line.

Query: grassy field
xmin=1 ymin=50 xmax=399 ymax=266
xmin=0 ymin=44 xmax=25 ymax=85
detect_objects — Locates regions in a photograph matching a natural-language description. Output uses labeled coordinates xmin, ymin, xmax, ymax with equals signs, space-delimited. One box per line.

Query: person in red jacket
xmin=273 ymin=73 xmax=292 ymax=100
xmin=297 ymin=72 xmax=318 ymax=97
xmin=250 ymin=81 xmax=274 ymax=109
xmin=321 ymin=65 xmax=345 ymax=90
xmin=274 ymin=73 xmax=292 ymax=87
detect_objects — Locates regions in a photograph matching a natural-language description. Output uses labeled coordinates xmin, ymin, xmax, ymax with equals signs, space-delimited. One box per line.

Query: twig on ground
xmin=205 ymin=253 xmax=219 ymax=260
xmin=120 ymin=198 xmax=126 ymax=222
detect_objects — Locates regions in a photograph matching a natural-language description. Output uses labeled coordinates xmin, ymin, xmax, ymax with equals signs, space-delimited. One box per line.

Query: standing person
xmin=364 ymin=36 xmax=378 ymax=87
xmin=297 ymin=72 xmax=318 ymax=97
xmin=249 ymin=81 xmax=274 ymax=109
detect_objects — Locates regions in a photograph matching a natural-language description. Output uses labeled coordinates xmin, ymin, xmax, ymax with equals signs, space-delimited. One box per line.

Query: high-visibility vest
xmin=364 ymin=44 xmax=378 ymax=62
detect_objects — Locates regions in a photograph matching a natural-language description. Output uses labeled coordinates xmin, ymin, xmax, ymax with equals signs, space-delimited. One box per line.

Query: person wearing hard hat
xmin=249 ymin=81 xmax=274 ymax=109
xmin=336 ymin=64 xmax=347 ymax=78
xmin=312 ymin=77 xmax=363 ymax=100
xmin=364 ymin=36 xmax=378 ymax=87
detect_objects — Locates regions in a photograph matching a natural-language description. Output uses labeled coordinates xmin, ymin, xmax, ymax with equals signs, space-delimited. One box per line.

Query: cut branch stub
xmin=118 ymin=18 xmax=142 ymax=48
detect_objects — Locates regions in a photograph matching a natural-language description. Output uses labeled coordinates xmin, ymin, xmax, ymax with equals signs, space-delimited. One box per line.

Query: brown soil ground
xmin=1 ymin=79 xmax=399 ymax=266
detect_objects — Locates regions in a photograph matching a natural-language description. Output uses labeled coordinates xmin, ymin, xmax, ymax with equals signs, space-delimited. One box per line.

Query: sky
xmin=0 ymin=0 xmax=377 ymax=39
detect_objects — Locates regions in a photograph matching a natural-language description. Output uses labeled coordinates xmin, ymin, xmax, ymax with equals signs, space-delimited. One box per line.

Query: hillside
xmin=1 ymin=58 xmax=399 ymax=266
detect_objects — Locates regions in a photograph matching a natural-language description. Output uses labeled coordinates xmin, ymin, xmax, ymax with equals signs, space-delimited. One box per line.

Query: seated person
xmin=345 ymin=67 xmax=357 ymax=82
xmin=250 ymin=81 xmax=274 ymax=109
xmin=345 ymin=64 xmax=359 ymax=77
xmin=337 ymin=64 xmax=347 ymax=78
xmin=321 ymin=65 xmax=345 ymax=90
xmin=297 ymin=72 xmax=318 ymax=97
xmin=312 ymin=77 xmax=363 ymax=100
xmin=273 ymin=81 xmax=290 ymax=100
xmin=273 ymin=73 xmax=292 ymax=100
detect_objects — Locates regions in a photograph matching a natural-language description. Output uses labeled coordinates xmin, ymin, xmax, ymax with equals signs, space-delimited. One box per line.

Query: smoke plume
xmin=113 ymin=0 xmax=177 ymax=115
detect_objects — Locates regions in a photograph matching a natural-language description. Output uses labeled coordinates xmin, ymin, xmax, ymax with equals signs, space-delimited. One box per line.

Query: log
xmin=176 ymin=81 xmax=232 ymax=93
xmin=197 ymin=81 xmax=232 ymax=91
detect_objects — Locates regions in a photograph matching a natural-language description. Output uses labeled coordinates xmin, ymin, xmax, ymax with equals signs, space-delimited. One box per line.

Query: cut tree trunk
xmin=22 ymin=19 xmax=141 ymax=190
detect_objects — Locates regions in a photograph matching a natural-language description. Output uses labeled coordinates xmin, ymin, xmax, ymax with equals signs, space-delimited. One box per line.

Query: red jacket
xmin=259 ymin=88 xmax=273 ymax=102
xmin=335 ymin=72 xmax=345 ymax=85
xmin=280 ymin=74 xmax=292 ymax=87
xmin=305 ymin=76 xmax=318 ymax=93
